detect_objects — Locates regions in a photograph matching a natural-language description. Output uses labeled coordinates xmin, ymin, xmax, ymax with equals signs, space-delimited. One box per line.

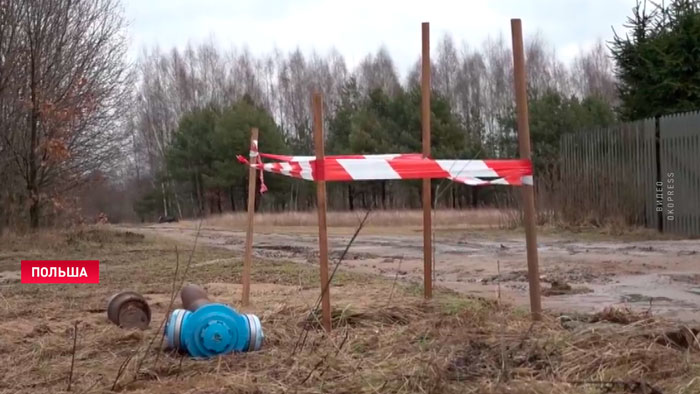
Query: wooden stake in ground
xmin=510 ymin=19 xmax=542 ymax=320
xmin=242 ymin=127 xmax=259 ymax=306
xmin=67 ymin=321 xmax=78 ymax=391
xmin=421 ymin=21 xmax=432 ymax=299
xmin=313 ymin=92 xmax=332 ymax=332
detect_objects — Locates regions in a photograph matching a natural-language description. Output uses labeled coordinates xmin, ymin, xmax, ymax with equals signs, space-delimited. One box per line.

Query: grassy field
xmin=0 ymin=227 xmax=698 ymax=393
xmin=194 ymin=209 xmax=507 ymax=229
xmin=169 ymin=209 xmax=679 ymax=242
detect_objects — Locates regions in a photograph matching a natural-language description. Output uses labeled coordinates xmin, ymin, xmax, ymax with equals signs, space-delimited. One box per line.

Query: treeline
xmin=3 ymin=0 xmax=698 ymax=228
xmin=137 ymin=0 xmax=700 ymax=222
xmin=129 ymin=33 xmax=618 ymax=220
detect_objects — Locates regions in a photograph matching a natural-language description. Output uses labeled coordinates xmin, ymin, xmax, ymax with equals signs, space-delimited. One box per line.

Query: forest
xmin=1 ymin=0 xmax=698 ymax=228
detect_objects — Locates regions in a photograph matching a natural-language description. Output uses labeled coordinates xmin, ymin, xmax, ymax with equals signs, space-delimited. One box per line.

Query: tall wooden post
xmin=510 ymin=19 xmax=542 ymax=320
xmin=242 ymin=127 xmax=258 ymax=306
xmin=313 ymin=92 xmax=332 ymax=332
xmin=421 ymin=22 xmax=432 ymax=299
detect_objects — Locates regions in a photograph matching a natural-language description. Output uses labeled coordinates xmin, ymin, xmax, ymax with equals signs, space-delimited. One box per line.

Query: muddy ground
xmin=1 ymin=227 xmax=699 ymax=393
xmin=122 ymin=223 xmax=700 ymax=323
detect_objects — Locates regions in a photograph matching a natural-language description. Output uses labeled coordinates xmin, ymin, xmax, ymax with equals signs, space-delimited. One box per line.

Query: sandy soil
xmin=122 ymin=223 xmax=700 ymax=323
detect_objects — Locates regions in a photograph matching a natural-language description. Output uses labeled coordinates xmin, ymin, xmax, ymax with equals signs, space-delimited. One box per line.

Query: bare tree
xmin=356 ymin=47 xmax=401 ymax=97
xmin=327 ymin=48 xmax=349 ymax=110
xmin=0 ymin=0 xmax=25 ymax=229
xmin=233 ymin=47 xmax=264 ymax=103
xmin=0 ymin=0 xmax=130 ymax=228
xmin=456 ymin=46 xmax=487 ymax=141
xmin=525 ymin=33 xmax=571 ymax=98
xmin=0 ymin=0 xmax=22 ymax=95
xmin=571 ymin=39 xmax=618 ymax=105
xmin=258 ymin=52 xmax=278 ymax=115
xmin=481 ymin=34 xmax=514 ymax=155
xmin=277 ymin=49 xmax=309 ymax=143
xmin=434 ymin=33 xmax=460 ymax=108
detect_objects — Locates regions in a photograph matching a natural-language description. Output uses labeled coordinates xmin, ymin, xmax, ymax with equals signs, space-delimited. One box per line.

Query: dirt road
xmin=123 ymin=223 xmax=700 ymax=322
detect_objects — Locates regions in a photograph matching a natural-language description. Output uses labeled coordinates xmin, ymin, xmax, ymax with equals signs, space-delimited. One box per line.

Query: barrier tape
xmin=249 ymin=140 xmax=267 ymax=193
xmin=238 ymin=151 xmax=533 ymax=192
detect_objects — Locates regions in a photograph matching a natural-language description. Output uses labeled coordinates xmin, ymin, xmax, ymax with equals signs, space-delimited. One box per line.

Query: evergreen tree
xmin=212 ymin=96 xmax=289 ymax=211
xmin=612 ymin=0 xmax=700 ymax=119
xmin=529 ymin=91 xmax=615 ymax=173
xmin=166 ymin=107 xmax=219 ymax=214
xmin=163 ymin=98 xmax=289 ymax=215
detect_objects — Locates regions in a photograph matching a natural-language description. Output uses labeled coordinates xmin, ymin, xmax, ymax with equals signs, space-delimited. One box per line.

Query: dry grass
xmin=0 ymin=228 xmax=698 ymax=394
xmin=168 ymin=208 xmax=679 ymax=242
xmin=186 ymin=209 xmax=507 ymax=230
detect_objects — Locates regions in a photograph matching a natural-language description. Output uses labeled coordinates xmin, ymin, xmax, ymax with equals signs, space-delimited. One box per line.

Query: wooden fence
xmin=559 ymin=111 xmax=700 ymax=236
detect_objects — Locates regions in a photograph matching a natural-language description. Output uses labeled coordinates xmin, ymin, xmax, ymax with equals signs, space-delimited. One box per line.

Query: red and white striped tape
xmin=238 ymin=147 xmax=533 ymax=189
xmin=249 ymin=140 xmax=268 ymax=193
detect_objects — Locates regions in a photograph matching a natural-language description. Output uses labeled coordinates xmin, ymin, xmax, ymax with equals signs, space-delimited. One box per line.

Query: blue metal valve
xmin=165 ymin=301 xmax=263 ymax=358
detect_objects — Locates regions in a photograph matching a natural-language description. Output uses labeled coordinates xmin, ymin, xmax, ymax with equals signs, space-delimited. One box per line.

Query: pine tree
xmin=611 ymin=0 xmax=700 ymax=119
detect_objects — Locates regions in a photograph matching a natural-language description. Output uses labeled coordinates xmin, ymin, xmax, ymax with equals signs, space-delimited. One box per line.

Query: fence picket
xmin=558 ymin=112 xmax=699 ymax=236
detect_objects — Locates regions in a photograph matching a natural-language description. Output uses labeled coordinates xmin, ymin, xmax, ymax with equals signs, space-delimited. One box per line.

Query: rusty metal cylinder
xmin=181 ymin=284 xmax=211 ymax=311
xmin=107 ymin=291 xmax=151 ymax=330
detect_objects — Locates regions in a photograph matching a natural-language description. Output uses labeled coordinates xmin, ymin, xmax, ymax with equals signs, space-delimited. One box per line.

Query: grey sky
xmin=124 ymin=0 xmax=634 ymax=74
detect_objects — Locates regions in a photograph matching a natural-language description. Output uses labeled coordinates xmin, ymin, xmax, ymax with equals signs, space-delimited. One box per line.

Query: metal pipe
xmin=181 ymin=284 xmax=211 ymax=311
xmin=166 ymin=284 xmax=264 ymax=357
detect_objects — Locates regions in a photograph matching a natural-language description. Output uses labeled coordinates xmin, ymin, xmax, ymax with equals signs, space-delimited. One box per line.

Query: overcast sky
xmin=124 ymin=0 xmax=634 ymax=75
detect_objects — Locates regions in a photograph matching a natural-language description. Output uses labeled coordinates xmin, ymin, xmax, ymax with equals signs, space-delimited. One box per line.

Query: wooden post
xmin=421 ymin=22 xmax=432 ymax=299
xmin=510 ymin=19 xmax=542 ymax=320
xmin=242 ymin=127 xmax=258 ymax=306
xmin=313 ymin=92 xmax=332 ymax=332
